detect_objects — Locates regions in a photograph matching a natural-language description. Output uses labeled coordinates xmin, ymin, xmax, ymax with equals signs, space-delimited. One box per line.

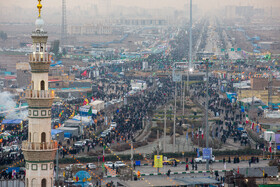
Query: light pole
xmin=205 ymin=59 xmax=210 ymax=170
xmin=187 ymin=0 xmax=193 ymax=93
xmin=164 ymin=106 xmax=167 ymax=153
xmin=173 ymin=82 xmax=177 ymax=153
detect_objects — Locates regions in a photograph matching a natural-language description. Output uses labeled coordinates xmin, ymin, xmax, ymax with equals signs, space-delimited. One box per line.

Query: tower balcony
xmin=22 ymin=141 xmax=58 ymax=151
xmin=25 ymin=90 xmax=55 ymax=108
xmin=25 ymin=89 xmax=55 ymax=99
xmin=29 ymin=53 xmax=51 ymax=73
xmin=22 ymin=141 xmax=57 ymax=162
xmin=29 ymin=53 xmax=51 ymax=63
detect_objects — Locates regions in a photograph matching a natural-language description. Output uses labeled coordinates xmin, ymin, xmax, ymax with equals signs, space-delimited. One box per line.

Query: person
xmin=185 ymin=163 xmax=189 ymax=171
xmin=167 ymin=169 xmax=171 ymax=177
xmin=112 ymin=163 xmax=115 ymax=170
xmin=133 ymin=162 xmax=136 ymax=170
xmin=137 ymin=170 xmax=141 ymax=179
xmin=249 ymin=160 xmax=251 ymax=167
xmin=223 ymin=158 xmax=225 ymax=164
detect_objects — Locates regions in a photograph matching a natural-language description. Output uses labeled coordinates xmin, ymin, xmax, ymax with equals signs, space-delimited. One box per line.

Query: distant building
xmin=116 ymin=19 xmax=167 ymax=26
xmin=251 ymin=77 xmax=280 ymax=90
xmin=16 ymin=62 xmax=31 ymax=88
xmin=68 ymin=24 xmax=112 ymax=35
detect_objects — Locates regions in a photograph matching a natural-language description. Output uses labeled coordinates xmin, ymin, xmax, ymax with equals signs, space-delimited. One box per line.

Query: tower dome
xmin=35 ymin=17 xmax=44 ymax=31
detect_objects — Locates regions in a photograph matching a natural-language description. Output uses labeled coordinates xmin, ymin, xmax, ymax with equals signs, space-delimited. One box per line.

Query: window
xmin=41 ymin=164 xmax=47 ymax=170
xmin=41 ymin=178 xmax=46 ymax=187
xmin=41 ymin=132 xmax=46 ymax=143
xmin=40 ymin=80 xmax=45 ymax=90
xmin=31 ymin=164 xmax=37 ymax=170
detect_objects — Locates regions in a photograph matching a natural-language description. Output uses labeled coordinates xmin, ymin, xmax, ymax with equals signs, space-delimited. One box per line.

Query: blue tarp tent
xmin=1 ymin=119 xmax=22 ymax=124
xmin=64 ymin=132 xmax=72 ymax=138
xmin=226 ymin=92 xmax=237 ymax=103
xmin=51 ymin=129 xmax=63 ymax=136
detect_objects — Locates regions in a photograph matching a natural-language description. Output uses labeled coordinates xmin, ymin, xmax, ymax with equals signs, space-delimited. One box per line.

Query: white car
xmin=74 ymin=164 xmax=86 ymax=169
xmin=86 ymin=163 xmax=97 ymax=170
xmin=110 ymin=122 xmax=117 ymax=128
xmin=195 ymin=155 xmax=215 ymax=163
xmin=74 ymin=141 xmax=83 ymax=147
xmin=104 ymin=161 xmax=114 ymax=168
xmin=3 ymin=146 xmax=11 ymax=153
xmin=114 ymin=161 xmax=126 ymax=168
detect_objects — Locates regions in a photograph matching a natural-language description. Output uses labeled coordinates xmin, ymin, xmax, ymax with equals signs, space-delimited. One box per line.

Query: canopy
xmin=1 ymin=119 xmax=22 ymax=125
xmin=51 ymin=129 xmax=63 ymax=136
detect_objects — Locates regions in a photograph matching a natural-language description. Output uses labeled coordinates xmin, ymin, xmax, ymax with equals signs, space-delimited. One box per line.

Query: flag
xmin=83 ymin=98 xmax=89 ymax=105
xmin=237 ymin=167 xmax=239 ymax=174
xmin=269 ymin=142 xmax=272 ymax=153
xmin=81 ymin=70 xmax=87 ymax=76
xmin=251 ymin=122 xmax=254 ymax=130
xmin=197 ymin=148 xmax=200 ymax=157
xmin=201 ymin=131 xmax=204 ymax=140
xmin=88 ymin=107 xmax=92 ymax=116
xmin=263 ymin=170 xmax=265 ymax=177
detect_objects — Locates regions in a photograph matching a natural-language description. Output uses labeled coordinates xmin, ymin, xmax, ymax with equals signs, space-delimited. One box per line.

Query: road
xmin=101 ymin=160 xmax=270 ymax=185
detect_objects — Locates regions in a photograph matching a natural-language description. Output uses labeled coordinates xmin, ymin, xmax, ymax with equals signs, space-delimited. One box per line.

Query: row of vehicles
xmin=100 ymin=122 xmax=117 ymax=138
xmin=162 ymin=155 xmax=216 ymax=165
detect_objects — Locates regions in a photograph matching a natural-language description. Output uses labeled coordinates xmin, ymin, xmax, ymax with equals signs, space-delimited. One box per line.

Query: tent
xmin=1 ymin=119 xmax=22 ymax=124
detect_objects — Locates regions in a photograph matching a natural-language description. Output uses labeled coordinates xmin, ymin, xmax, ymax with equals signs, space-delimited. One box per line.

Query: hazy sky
xmin=1 ymin=0 xmax=279 ymax=10
xmin=0 ymin=0 xmax=279 ymax=24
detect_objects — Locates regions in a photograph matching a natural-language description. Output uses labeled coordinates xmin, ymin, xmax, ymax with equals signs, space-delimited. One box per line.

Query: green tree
xmin=62 ymin=48 xmax=67 ymax=56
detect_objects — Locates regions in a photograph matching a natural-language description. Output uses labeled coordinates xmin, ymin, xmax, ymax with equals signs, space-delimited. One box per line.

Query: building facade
xmin=22 ymin=3 xmax=57 ymax=186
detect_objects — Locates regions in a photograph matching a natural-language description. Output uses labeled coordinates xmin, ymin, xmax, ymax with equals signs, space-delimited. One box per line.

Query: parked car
xmin=104 ymin=162 xmax=114 ymax=168
xmin=110 ymin=122 xmax=117 ymax=128
xmin=114 ymin=161 xmax=126 ymax=168
xmin=74 ymin=141 xmax=83 ymax=147
xmin=3 ymin=146 xmax=11 ymax=153
xmin=74 ymin=164 xmax=86 ymax=169
xmin=195 ymin=155 xmax=215 ymax=163
xmin=100 ymin=132 xmax=107 ymax=138
xmin=163 ymin=158 xmax=180 ymax=165
xmin=86 ymin=163 xmax=97 ymax=170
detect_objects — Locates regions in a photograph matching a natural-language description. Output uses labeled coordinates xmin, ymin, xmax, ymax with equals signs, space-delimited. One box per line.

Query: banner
xmin=154 ymin=155 xmax=163 ymax=168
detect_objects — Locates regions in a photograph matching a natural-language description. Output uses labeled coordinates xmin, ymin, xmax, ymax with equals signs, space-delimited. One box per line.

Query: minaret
xmin=22 ymin=1 xmax=57 ymax=187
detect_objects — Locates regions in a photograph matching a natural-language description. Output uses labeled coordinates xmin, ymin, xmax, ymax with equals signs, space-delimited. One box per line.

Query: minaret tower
xmin=22 ymin=1 xmax=57 ymax=187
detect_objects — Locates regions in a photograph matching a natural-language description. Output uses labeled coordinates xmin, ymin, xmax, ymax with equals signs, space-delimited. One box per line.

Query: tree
xmin=0 ymin=31 xmax=7 ymax=41
xmin=62 ymin=48 xmax=67 ymax=56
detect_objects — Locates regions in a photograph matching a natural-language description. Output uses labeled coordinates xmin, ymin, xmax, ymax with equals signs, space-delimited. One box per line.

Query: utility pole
xmin=56 ymin=148 xmax=59 ymax=183
xmin=164 ymin=106 xmax=167 ymax=153
xmin=173 ymin=82 xmax=177 ymax=153
xmin=131 ymin=139 xmax=134 ymax=176
xmin=157 ymin=130 xmax=160 ymax=173
xmin=205 ymin=59 xmax=210 ymax=170
xmin=187 ymin=0 xmax=192 ymax=93
xmin=180 ymin=78 xmax=183 ymax=105
xmin=182 ymin=81 xmax=185 ymax=122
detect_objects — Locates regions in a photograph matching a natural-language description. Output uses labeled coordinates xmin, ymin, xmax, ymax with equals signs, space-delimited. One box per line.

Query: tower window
xmin=40 ymin=80 xmax=45 ymax=90
xmin=41 ymin=132 xmax=46 ymax=143
xmin=41 ymin=178 xmax=46 ymax=187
